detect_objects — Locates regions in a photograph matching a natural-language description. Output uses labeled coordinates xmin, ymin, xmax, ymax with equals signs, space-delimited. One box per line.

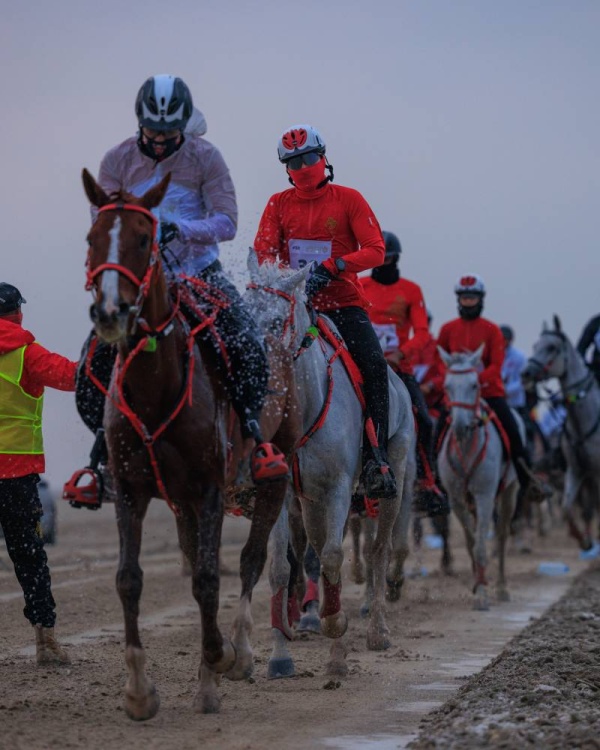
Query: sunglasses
xmin=284 ymin=152 xmax=322 ymax=171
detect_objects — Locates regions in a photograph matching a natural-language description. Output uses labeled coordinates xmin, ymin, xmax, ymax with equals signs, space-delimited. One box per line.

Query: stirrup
xmin=360 ymin=459 xmax=397 ymax=500
xmin=414 ymin=484 xmax=450 ymax=517
xmin=62 ymin=468 xmax=102 ymax=510
xmin=250 ymin=443 xmax=289 ymax=484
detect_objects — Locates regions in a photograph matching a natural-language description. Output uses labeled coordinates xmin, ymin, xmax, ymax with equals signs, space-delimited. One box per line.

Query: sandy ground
xmin=0 ymin=498 xmax=594 ymax=750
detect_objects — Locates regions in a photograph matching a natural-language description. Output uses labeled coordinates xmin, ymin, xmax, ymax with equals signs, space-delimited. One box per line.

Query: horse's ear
xmin=247 ymin=248 xmax=260 ymax=281
xmin=542 ymin=320 xmax=548 ymax=333
xmin=471 ymin=343 xmax=485 ymax=365
xmin=553 ymin=314 xmax=562 ymax=332
xmin=139 ymin=172 xmax=172 ymax=210
xmin=437 ymin=346 xmax=451 ymax=367
xmin=82 ymin=168 xmax=110 ymax=208
xmin=280 ymin=263 xmax=312 ymax=295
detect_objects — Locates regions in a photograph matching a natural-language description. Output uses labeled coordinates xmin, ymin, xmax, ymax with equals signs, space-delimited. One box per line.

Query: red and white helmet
xmin=277 ymin=125 xmax=326 ymax=163
xmin=454 ymin=274 xmax=486 ymax=296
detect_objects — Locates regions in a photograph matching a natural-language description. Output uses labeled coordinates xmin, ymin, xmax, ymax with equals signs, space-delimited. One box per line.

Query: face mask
xmin=458 ymin=300 xmax=483 ymax=320
xmin=137 ymin=131 xmax=184 ymax=162
xmin=289 ymin=157 xmax=327 ymax=192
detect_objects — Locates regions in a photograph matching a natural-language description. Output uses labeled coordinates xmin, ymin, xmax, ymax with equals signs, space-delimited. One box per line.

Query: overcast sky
xmin=2 ymin=1 xmax=599 ymax=489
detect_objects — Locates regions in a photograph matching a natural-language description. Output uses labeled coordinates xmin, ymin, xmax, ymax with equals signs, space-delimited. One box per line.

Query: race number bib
xmin=372 ymin=323 xmax=399 ymax=355
xmin=288 ymin=239 xmax=332 ymax=270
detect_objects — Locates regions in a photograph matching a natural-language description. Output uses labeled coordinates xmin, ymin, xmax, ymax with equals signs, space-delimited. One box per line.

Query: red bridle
xmin=85 ymin=202 xmax=160 ymax=309
xmin=446 ymin=367 xmax=482 ymax=414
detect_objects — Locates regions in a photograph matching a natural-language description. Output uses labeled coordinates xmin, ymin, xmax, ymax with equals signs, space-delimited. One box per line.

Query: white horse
xmin=522 ymin=315 xmax=600 ymax=551
xmin=243 ymin=252 xmax=415 ymax=678
xmin=438 ymin=347 xmax=518 ymax=610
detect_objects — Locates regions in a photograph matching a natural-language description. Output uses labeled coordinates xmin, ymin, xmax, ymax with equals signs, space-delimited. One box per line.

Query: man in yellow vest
xmin=0 ymin=283 xmax=76 ymax=664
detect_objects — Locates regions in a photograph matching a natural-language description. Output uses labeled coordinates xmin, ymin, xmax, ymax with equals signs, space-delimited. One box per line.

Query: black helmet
xmin=382 ymin=231 xmax=402 ymax=261
xmin=0 ymin=283 xmax=26 ymax=315
xmin=135 ymin=75 xmax=193 ymax=132
xmin=500 ymin=325 xmax=514 ymax=343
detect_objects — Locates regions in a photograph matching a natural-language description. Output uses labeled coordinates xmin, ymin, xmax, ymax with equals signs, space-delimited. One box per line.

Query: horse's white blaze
xmin=100 ymin=215 xmax=122 ymax=315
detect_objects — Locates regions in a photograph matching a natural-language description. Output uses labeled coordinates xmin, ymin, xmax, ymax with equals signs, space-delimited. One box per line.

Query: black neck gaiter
xmin=371 ymin=264 xmax=400 ymax=285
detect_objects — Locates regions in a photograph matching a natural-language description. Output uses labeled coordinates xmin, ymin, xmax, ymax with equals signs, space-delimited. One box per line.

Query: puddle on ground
xmin=438 ymin=655 xmax=490 ymax=674
xmin=412 ymin=681 xmax=456 ymax=691
xmin=391 ymin=700 xmax=443 ymax=713
xmin=321 ymin=733 xmax=417 ymax=750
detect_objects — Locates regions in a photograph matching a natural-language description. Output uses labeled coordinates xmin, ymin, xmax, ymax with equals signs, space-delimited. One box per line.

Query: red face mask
xmin=288 ymin=157 xmax=327 ymax=192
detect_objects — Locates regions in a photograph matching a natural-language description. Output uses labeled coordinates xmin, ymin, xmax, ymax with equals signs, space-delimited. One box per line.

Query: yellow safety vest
xmin=0 ymin=346 xmax=44 ymax=455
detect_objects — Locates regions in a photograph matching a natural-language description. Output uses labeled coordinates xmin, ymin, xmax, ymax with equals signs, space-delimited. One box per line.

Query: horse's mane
xmin=254 ymin=259 xmax=298 ymax=286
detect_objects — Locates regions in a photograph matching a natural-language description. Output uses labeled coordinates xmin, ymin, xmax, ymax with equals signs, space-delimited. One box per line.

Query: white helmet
xmin=135 ymin=75 xmax=193 ymax=132
xmin=277 ymin=125 xmax=326 ymax=163
xmin=454 ymin=274 xmax=486 ymax=296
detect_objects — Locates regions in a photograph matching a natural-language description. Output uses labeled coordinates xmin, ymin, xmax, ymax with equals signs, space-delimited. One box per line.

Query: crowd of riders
xmin=2 ymin=73 xmax=599 ymax=663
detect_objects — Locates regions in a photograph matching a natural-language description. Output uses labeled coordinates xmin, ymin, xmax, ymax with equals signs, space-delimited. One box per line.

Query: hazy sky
xmin=2 ymin=1 xmax=599 ymax=488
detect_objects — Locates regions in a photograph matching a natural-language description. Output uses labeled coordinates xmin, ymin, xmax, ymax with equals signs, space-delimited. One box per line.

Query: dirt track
xmin=0 ymin=499 xmax=594 ymax=750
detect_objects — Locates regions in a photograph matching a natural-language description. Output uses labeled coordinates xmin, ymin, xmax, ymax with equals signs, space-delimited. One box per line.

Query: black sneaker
xmin=360 ymin=460 xmax=397 ymax=500
xmin=350 ymin=493 xmax=367 ymax=518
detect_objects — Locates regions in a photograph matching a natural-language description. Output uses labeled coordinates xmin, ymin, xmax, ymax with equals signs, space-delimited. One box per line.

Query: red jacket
xmin=361 ymin=276 xmax=429 ymax=375
xmin=437 ymin=316 xmax=506 ymax=399
xmin=408 ymin=333 xmax=447 ymax=416
xmin=0 ymin=319 xmax=77 ymax=478
xmin=254 ymin=182 xmax=384 ymax=311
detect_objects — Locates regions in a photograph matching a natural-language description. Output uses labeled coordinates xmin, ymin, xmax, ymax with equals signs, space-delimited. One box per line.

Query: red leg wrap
xmin=320 ymin=573 xmax=342 ymax=619
xmin=302 ymin=578 xmax=320 ymax=610
xmin=271 ymin=586 xmax=293 ymax=640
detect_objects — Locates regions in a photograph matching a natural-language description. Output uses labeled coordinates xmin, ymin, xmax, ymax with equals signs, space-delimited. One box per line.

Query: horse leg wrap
xmin=473 ymin=563 xmax=488 ymax=592
xmin=320 ymin=573 xmax=342 ymax=619
xmin=271 ymin=586 xmax=293 ymax=640
xmin=302 ymin=578 xmax=320 ymax=611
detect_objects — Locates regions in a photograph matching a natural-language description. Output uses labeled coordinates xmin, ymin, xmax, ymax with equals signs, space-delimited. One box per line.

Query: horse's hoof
xmin=296 ymin=612 xmax=321 ymax=634
xmin=351 ymin=565 xmax=366 ymax=585
xmin=193 ymin=692 xmax=220 ymax=714
xmin=359 ymin=602 xmax=371 ymax=619
xmin=473 ymin=587 xmax=490 ymax=611
xmin=385 ymin=579 xmax=404 ymax=603
xmin=320 ymin=611 xmax=348 ymax=639
xmin=267 ymin=657 xmax=296 ymax=679
xmin=496 ymin=588 xmax=510 ymax=603
xmin=224 ymin=658 xmax=253 ymax=682
xmin=124 ymin=687 xmax=160 ymax=722
xmin=213 ymin=638 xmax=237 ymax=674
xmin=367 ymin=630 xmax=391 ymax=651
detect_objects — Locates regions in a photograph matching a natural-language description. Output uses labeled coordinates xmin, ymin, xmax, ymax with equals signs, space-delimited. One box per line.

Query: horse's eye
xmin=140 ymin=234 xmax=149 ymax=250
xmin=547 ymin=345 xmax=556 ymax=354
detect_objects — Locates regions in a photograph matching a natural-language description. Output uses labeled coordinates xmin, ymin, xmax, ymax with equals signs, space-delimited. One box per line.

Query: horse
xmin=437 ymin=347 xmax=518 ymax=610
xmin=243 ymin=251 xmax=415 ymax=678
xmin=80 ymin=170 xmax=299 ymax=718
xmin=522 ymin=315 xmax=600 ymax=551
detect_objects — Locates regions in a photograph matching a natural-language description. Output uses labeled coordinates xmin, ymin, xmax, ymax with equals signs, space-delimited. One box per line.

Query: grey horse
xmin=239 ymin=251 xmax=415 ymax=679
xmin=522 ymin=315 xmax=600 ymax=551
xmin=438 ymin=347 xmax=518 ymax=610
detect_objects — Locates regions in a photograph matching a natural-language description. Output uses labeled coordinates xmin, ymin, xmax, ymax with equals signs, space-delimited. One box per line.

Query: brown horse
xmin=81 ymin=169 xmax=299 ymax=719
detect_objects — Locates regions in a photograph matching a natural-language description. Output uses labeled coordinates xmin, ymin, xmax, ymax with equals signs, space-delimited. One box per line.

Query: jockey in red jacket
xmin=361 ymin=233 xmax=448 ymax=516
xmin=409 ymin=311 xmax=447 ymax=419
xmin=254 ymin=124 xmax=397 ymax=501
xmin=437 ymin=274 xmax=543 ymax=505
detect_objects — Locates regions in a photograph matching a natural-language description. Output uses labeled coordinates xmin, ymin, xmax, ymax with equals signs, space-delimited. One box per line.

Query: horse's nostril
xmin=118 ymin=302 xmax=131 ymax=317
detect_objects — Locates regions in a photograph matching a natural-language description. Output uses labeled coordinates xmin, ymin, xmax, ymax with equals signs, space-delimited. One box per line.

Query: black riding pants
xmin=399 ymin=371 xmax=435 ymax=481
xmin=486 ymin=397 xmax=531 ymax=489
xmin=0 ymin=475 xmax=56 ymax=628
xmin=190 ymin=261 xmax=269 ymax=435
xmin=325 ymin=307 xmax=390 ymax=459
xmin=76 ymin=261 xmax=269 ymax=440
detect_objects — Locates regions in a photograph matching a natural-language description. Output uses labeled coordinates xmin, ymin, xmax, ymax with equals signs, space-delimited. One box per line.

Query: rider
xmin=67 ymin=74 xmax=288 ymax=505
xmin=500 ymin=324 xmax=538 ymax=450
xmin=361 ymin=233 xmax=448 ymax=516
xmin=253 ymin=124 xmax=397 ymax=500
xmin=576 ymin=313 xmax=600 ymax=384
xmin=437 ymin=275 xmax=545 ymax=505
xmin=0 ymin=283 xmax=74 ymax=664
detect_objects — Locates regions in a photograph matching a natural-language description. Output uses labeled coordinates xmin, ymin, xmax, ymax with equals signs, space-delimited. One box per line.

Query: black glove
xmin=305 ymin=263 xmax=335 ymax=299
xmin=159 ymin=222 xmax=180 ymax=246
